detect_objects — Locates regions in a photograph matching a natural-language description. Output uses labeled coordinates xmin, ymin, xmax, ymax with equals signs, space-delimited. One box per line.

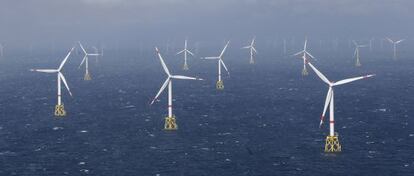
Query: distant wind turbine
xmin=79 ymin=42 xmax=100 ymax=80
xmin=386 ymin=38 xmax=405 ymax=60
xmin=242 ymin=37 xmax=257 ymax=64
xmin=293 ymin=38 xmax=314 ymax=76
xmin=0 ymin=43 xmax=4 ymax=57
xmin=203 ymin=41 xmax=230 ymax=90
xmin=176 ymin=39 xmax=195 ymax=70
xmin=352 ymin=41 xmax=367 ymax=67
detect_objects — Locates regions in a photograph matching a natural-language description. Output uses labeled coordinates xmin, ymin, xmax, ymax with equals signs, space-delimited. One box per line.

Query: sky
xmin=0 ymin=0 xmax=413 ymax=49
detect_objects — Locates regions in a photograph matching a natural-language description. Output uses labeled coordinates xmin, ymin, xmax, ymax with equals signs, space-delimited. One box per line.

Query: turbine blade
xmin=352 ymin=40 xmax=358 ymax=46
xmin=79 ymin=56 xmax=87 ymax=68
xmin=304 ymin=39 xmax=307 ymax=51
xmin=176 ymin=50 xmax=185 ymax=55
xmin=308 ymin=62 xmax=331 ymax=85
xmin=30 ymin=69 xmax=58 ymax=73
xmin=333 ymin=74 xmax=375 ymax=86
xmin=203 ymin=56 xmax=220 ymax=60
xmin=171 ymin=75 xmax=203 ymax=80
xmin=219 ymin=41 xmax=230 ymax=58
xmin=59 ymin=72 xmax=72 ymax=97
xmin=396 ymin=39 xmax=405 ymax=44
xmin=252 ymin=47 xmax=257 ymax=53
xmin=58 ymin=47 xmax=74 ymax=71
xmin=320 ymin=87 xmax=333 ymax=128
xmin=386 ymin=38 xmax=393 ymax=43
xmin=155 ymin=47 xmax=170 ymax=76
xmin=186 ymin=50 xmax=195 ymax=56
xmin=293 ymin=50 xmax=304 ymax=56
xmin=78 ymin=42 xmax=87 ymax=55
xmin=220 ymin=59 xmax=229 ymax=75
xmin=305 ymin=51 xmax=315 ymax=59
xmin=151 ymin=78 xmax=170 ymax=105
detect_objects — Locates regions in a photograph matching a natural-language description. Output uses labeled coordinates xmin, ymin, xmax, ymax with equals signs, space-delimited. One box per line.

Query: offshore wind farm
xmin=0 ymin=0 xmax=414 ymax=175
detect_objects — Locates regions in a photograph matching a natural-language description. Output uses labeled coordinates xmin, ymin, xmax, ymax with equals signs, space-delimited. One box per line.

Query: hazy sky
xmin=0 ymin=0 xmax=413 ymax=48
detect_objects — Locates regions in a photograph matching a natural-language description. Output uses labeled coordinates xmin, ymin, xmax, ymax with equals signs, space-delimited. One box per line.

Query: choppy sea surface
xmin=0 ymin=46 xmax=413 ymax=175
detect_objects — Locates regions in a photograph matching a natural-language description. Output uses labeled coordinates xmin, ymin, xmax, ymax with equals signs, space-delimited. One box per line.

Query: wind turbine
xmin=307 ymin=60 xmax=375 ymax=152
xmin=0 ymin=43 xmax=4 ymax=57
xmin=203 ymin=41 xmax=230 ymax=90
xmin=369 ymin=38 xmax=374 ymax=52
xmin=30 ymin=47 xmax=74 ymax=117
xmin=176 ymin=39 xmax=195 ymax=70
xmin=386 ymin=38 xmax=405 ymax=60
xmin=79 ymin=42 xmax=100 ymax=80
xmin=151 ymin=47 xmax=203 ymax=130
xmin=92 ymin=45 xmax=104 ymax=62
xmin=293 ymin=38 xmax=314 ymax=76
xmin=352 ymin=41 xmax=367 ymax=67
xmin=242 ymin=37 xmax=257 ymax=64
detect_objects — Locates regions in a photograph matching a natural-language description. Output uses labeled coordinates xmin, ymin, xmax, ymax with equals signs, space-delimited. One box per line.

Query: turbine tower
xmin=294 ymin=38 xmax=314 ymax=76
xmin=151 ymin=47 xmax=203 ymax=130
xmin=353 ymin=41 xmax=367 ymax=67
xmin=79 ymin=42 xmax=100 ymax=80
xmin=242 ymin=37 xmax=257 ymax=64
xmin=176 ymin=39 xmax=195 ymax=70
xmin=0 ymin=43 xmax=4 ymax=57
xmin=30 ymin=47 xmax=74 ymax=117
xmin=203 ymin=41 xmax=230 ymax=90
xmin=307 ymin=60 xmax=375 ymax=152
xmin=386 ymin=38 xmax=405 ymax=60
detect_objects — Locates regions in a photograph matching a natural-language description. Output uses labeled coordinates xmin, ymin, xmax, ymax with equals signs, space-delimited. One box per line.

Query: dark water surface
xmin=0 ymin=48 xmax=413 ymax=175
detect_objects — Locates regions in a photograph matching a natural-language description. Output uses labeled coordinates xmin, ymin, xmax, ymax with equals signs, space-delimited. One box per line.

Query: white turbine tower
xmin=0 ymin=43 xmax=4 ymax=57
xmin=79 ymin=42 xmax=100 ymax=80
xmin=151 ymin=47 xmax=203 ymax=130
xmin=30 ymin=47 xmax=74 ymax=117
xmin=176 ymin=40 xmax=195 ymax=70
xmin=294 ymin=38 xmax=314 ymax=76
xmin=242 ymin=37 xmax=257 ymax=64
xmin=386 ymin=38 xmax=405 ymax=60
xmin=352 ymin=41 xmax=367 ymax=67
xmin=307 ymin=60 xmax=375 ymax=152
xmin=203 ymin=41 xmax=230 ymax=90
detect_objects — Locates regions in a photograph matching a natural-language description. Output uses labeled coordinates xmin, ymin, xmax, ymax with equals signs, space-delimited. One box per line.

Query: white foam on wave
xmin=53 ymin=126 xmax=64 ymax=130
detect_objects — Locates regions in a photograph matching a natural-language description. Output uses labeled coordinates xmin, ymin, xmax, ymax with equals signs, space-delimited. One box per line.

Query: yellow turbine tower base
xmin=183 ymin=63 xmax=189 ymax=70
xmin=216 ymin=80 xmax=224 ymax=90
xmin=164 ymin=116 xmax=178 ymax=130
xmin=325 ymin=135 xmax=342 ymax=153
xmin=302 ymin=68 xmax=309 ymax=76
xmin=54 ymin=104 xmax=66 ymax=117
xmin=84 ymin=72 xmax=92 ymax=80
